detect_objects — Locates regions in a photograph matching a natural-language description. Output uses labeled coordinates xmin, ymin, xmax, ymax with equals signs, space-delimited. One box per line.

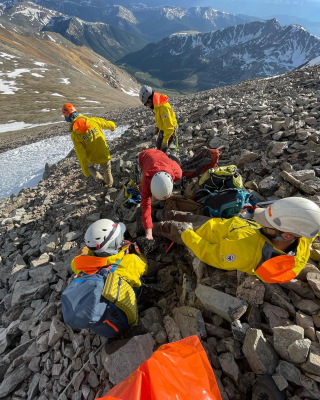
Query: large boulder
xmin=195 ymin=285 xmax=247 ymax=322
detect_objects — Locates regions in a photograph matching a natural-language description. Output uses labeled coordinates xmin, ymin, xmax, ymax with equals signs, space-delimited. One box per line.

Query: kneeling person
xmin=62 ymin=219 xmax=148 ymax=337
xmin=152 ymin=198 xmax=320 ymax=283
xmin=139 ymin=149 xmax=182 ymax=241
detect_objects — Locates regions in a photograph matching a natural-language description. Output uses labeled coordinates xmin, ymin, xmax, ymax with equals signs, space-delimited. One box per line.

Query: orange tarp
xmin=96 ymin=335 xmax=222 ymax=400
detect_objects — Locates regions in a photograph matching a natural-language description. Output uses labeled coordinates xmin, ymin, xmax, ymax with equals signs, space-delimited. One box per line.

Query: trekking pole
xmin=257 ymin=200 xmax=277 ymax=206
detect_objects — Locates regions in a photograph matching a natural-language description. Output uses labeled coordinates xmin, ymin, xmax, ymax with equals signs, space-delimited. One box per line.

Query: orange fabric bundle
xmin=96 ymin=335 xmax=222 ymax=400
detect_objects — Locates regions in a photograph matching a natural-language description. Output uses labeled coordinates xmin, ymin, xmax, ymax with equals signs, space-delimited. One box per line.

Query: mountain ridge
xmin=0 ymin=1 xmax=263 ymax=42
xmin=119 ymin=18 xmax=320 ymax=93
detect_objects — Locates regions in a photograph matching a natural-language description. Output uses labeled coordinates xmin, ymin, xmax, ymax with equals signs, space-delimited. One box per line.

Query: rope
xmin=58 ymin=338 xmax=108 ymax=400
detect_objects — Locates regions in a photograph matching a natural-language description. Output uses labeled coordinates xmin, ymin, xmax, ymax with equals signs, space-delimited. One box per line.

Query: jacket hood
xmin=153 ymin=93 xmax=169 ymax=107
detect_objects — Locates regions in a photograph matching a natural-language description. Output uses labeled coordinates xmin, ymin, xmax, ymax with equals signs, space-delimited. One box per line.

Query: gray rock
xmin=236 ymin=276 xmax=265 ymax=306
xmin=291 ymin=169 xmax=316 ymax=182
xmin=306 ymin=117 xmax=317 ymax=125
xmin=273 ymin=325 xmax=304 ymax=362
xmin=3 ymin=339 xmax=35 ymax=364
xmin=276 ymin=360 xmax=301 ymax=385
xmin=27 ymin=373 xmax=41 ymax=400
xmin=238 ymin=149 xmax=259 ymax=165
xmin=272 ymin=375 xmax=288 ymax=391
xmin=64 ymin=231 xmax=82 ymax=242
xmin=0 ymin=363 xmax=32 ymax=398
xmin=262 ymin=302 xmax=291 ymax=329
xmin=296 ymin=311 xmax=317 ymax=342
xmin=29 ymin=264 xmax=54 ymax=283
xmin=281 ymin=279 xmax=315 ymax=300
xmin=259 ymin=123 xmax=272 ymax=134
xmin=48 ymin=317 xmax=65 ymax=347
xmin=242 ymin=329 xmax=279 ymax=374
xmin=301 ymin=344 xmax=320 ymax=376
xmin=268 ymin=141 xmax=288 ymax=158
xmin=11 ymin=281 xmax=49 ymax=307
xmin=101 ymin=334 xmax=155 ymax=385
xmin=259 ymin=175 xmax=279 ymax=197
xmin=163 ymin=316 xmax=182 ymax=343
xmin=195 ymin=285 xmax=247 ymax=322
xmin=307 ymin=272 xmax=320 ymax=299
xmin=288 ymin=338 xmax=311 ymax=364
xmin=231 ymin=320 xmax=250 ymax=342
xmin=173 ymin=307 xmax=206 ymax=339
xmin=30 ymin=253 xmax=50 ymax=269
xmin=0 ymin=320 xmax=21 ymax=355
xmin=209 ymin=137 xmax=229 ymax=151
xmin=219 ymin=352 xmax=241 ymax=383
xmin=140 ymin=307 xmax=163 ymax=333
xmin=299 ymin=374 xmax=320 ymax=399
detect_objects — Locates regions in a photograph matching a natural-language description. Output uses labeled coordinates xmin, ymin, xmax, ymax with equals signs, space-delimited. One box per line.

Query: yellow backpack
xmin=199 ymin=165 xmax=243 ymax=191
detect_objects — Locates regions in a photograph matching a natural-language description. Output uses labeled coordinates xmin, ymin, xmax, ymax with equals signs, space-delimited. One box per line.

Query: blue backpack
xmin=62 ymin=266 xmax=132 ymax=338
xmin=194 ymin=188 xmax=257 ymax=219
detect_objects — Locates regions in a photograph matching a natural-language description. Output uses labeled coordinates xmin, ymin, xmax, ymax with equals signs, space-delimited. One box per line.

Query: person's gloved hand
xmin=136 ymin=237 xmax=155 ymax=254
xmin=155 ymin=127 xmax=160 ymax=135
xmin=77 ymin=246 xmax=89 ymax=256
xmin=161 ymin=141 xmax=168 ymax=149
xmin=176 ymin=222 xmax=193 ymax=236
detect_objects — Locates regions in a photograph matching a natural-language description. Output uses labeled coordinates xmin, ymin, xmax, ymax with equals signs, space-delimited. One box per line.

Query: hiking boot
xmin=252 ymin=375 xmax=284 ymax=400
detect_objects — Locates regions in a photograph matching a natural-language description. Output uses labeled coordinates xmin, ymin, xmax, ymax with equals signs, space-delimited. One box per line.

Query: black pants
xmin=156 ymin=131 xmax=177 ymax=153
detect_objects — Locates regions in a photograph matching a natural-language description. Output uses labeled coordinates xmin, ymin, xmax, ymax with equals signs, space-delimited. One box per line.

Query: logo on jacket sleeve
xmin=164 ymin=113 xmax=167 ymax=119
xmin=225 ymin=254 xmax=236 ymax=262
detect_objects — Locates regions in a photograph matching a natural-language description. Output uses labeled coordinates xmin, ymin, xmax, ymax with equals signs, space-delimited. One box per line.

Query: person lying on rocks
xmin=62 ymin=103 xmax=115 ymax=188
xmin=151 ymin=197 xmax=320 ymax=284
xmin=71 ymin=219 xmax=148 ymax=287
xmin=139 ymin=85 xmax=178 ymax=153
xmin=139 ymin=149 xmax=182 ymax=241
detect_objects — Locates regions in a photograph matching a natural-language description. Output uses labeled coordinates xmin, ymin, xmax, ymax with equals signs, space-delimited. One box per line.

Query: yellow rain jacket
xmin=70 ymin=115 xmax=115 ymax=177
xmin=71 ymin=245 xmax=147 ymax=287
xmin=181 ymin=217 xmax=315 ymax=283
xmin=153 ymin=93 xmax=178 ymax=145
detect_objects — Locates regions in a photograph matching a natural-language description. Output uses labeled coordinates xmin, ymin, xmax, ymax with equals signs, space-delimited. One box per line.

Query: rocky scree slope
xmin=2 ymin=65 xmax=320 ymax=399
xmin=119 ymin=18 xmax=320 ymax=93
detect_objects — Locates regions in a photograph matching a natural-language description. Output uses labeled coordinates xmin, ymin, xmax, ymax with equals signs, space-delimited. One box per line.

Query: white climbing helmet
xmin=254 ymin=197 xmax=320 ymax=239
xmin=84 ymin=219 xmax=126 ymax=255
xmin=139 ymin=85 xmax=152 ymax=105
xmin=150 ymin=172 xmax=173 ymax=200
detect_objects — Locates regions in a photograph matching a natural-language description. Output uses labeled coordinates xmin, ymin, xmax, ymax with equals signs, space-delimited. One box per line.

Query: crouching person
xmin=62 ymin=219 xmax=147 ymax=337
xmin=62 ymin=103 xmax=115 ymax=188
xmin=152 ymin=198 xmax=320 ymax=284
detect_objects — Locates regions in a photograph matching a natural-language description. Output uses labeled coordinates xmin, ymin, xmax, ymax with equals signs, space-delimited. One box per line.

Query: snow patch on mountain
xmin=302 ymin=55 xmax=320 ymax=67
xmin=0 ymin=125 xmax=130 ymax=198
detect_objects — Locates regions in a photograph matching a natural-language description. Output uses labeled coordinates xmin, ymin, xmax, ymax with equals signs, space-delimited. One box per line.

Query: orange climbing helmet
xmin=62 ymin=103 xmax=77 ymax=117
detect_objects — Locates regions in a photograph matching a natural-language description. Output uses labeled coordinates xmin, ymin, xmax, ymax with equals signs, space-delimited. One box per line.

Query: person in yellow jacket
xmin=139 ymin=85 xmax=178 ymax=152
xmin=62 ymin=103 xmax=115 ymax=187
xmin=151 ymin=198 xmax=320 ymax=284
xmin=71 ymin=219 xmax=148 ymax=287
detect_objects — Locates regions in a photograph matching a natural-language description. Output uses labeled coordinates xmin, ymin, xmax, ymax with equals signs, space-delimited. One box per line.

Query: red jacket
xmin=139 ymin=149 xmax=182 ymax=230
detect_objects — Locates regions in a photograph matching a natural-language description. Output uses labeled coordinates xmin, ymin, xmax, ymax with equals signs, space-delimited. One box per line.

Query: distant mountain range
xmin=0 ymin=1 xmax=262 ymax=42
xmin=119 ymin=19 xmax=320 ymax=93
xmin=0 ymin=2 xmax=148 ymax=62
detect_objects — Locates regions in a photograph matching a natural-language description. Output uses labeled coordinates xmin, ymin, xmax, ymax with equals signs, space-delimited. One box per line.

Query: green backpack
xmin=199 ymin=165 xmax=243 ymax=192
